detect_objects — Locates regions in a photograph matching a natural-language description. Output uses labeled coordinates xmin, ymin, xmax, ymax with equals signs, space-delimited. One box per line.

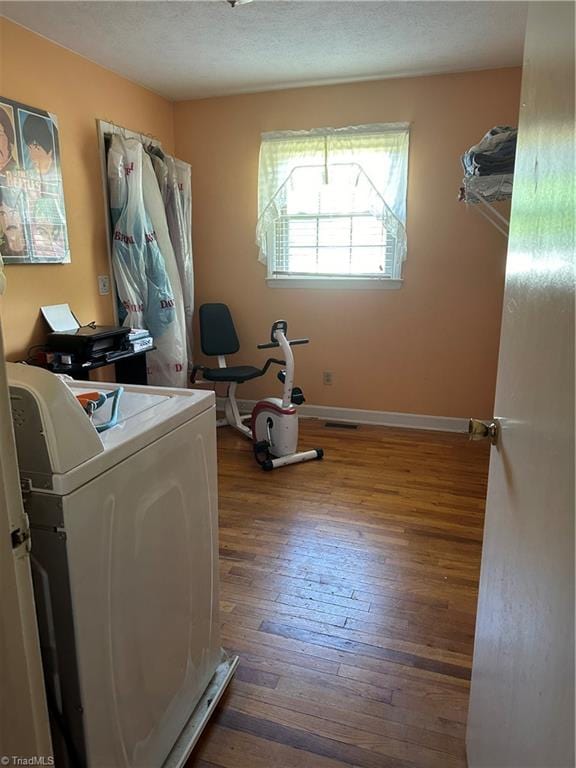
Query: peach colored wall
xmin=0 ymin=18 xmax=174 ymax=359
xmin=175 ymin=69 xmax=521 ymax=418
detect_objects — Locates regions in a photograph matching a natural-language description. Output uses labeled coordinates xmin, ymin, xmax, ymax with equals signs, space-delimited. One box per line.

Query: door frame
xmin=0 ymin=312 xmax=52 ymax=761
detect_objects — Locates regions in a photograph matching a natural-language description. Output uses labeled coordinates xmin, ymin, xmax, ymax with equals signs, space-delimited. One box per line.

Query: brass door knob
xmin=468 ymin=418 xmax=499 ymax=445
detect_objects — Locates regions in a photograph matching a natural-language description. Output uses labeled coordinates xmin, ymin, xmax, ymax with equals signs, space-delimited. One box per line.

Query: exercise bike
xmin=252 ymin=320 xmax=324 ymax=471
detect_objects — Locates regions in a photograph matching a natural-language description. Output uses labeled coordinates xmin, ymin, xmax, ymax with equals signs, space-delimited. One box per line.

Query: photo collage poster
xmin=0 ymin=97 xmax=70 ymax=264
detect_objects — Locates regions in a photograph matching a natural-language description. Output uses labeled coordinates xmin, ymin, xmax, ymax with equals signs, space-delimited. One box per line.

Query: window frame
xmin=260 ymin=127 xmax=408 ymax=290
xmin=266 ymin=214 xmax=403 ymax=289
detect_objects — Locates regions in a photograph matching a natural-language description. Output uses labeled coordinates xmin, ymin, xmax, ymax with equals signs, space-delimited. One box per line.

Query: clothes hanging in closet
xmin=150 ymin=152 xmax=194 ymax=373
xmin=141 ymin=149 xmax=187 ymax=385
xmin=107 ymin=135 xmax=186 ymax=387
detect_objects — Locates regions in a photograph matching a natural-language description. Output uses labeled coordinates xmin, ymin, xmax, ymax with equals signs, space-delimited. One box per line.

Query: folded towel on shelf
xmin=459 ymin=173 xmax=514 ymax=203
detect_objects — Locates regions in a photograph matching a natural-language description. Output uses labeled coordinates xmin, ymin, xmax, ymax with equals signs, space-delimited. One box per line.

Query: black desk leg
xmin=114 ymin=352 xmax=148 ymax=385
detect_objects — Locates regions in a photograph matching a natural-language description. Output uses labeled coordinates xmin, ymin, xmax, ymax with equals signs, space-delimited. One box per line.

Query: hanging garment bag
xmin=141 ymin=151 xmax=187 ymax=385
xmin=107 ymin=135 xmax=182 ymax=386
xmin=171 ymin=158 xmax=194 ymax=371
xmin=107 ymin=135 xmax=147 ymax=329
xmin=152 ymin=154 xmax=195 ymax=372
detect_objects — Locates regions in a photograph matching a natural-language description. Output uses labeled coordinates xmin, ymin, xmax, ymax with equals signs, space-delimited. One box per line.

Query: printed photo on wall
xmin=0 ymin=97 xmax=70 ymax=264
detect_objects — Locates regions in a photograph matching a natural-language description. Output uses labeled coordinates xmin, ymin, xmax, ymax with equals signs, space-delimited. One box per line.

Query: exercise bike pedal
xmin=291 ymin=387 xmax=305 ymax=406
xmin=253 ymin=439 xmax=272 ymax=467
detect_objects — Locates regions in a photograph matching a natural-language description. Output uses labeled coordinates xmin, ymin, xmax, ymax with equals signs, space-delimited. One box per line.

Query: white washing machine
xmin=7 ymin=364 xmax=237 ymax=768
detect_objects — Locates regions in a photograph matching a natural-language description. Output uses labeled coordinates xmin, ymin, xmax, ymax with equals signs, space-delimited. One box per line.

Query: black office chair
xmin=191 ymin=303 xmax=282 ymax=437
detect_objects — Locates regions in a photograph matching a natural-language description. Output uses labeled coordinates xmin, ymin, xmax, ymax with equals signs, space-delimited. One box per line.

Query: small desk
xmin=40 ymin=348 xmax=153 ymax=385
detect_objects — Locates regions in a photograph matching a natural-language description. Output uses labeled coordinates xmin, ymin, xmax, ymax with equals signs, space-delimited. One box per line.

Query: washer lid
xmin=51 ymin=381 xmax=215 ymax=494
xmin=8 ymin=364 xmax=105 ymax=483
xmin=7 ymin=366 xmax=216 ymax=495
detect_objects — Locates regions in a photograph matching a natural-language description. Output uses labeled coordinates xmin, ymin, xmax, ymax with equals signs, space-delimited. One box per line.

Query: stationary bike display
xmin=252 ymin=320 xmax=323 ymax=471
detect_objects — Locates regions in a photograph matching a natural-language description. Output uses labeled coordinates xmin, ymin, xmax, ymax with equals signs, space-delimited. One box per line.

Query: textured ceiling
xmin=1 ymin=1 xmax=527 ymax=100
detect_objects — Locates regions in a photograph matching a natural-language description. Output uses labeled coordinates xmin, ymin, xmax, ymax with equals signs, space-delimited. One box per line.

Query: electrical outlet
xmin=98 ymin=275 xmax=111 ymax=295
xmin=323 ymin=371 xmax=333 ymax=385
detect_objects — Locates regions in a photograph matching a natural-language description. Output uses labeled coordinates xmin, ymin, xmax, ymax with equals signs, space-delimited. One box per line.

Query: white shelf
xmin=460 ymin=173 xmax=512 ymax=237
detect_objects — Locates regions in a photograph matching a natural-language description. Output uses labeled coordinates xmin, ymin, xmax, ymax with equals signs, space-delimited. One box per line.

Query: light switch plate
xmin=98 ymin=275 xmax=111 ymax=295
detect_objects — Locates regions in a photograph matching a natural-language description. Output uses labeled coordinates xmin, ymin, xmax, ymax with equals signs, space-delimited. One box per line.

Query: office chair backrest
xmin=199 ymin=303 xmax=240 ymax=356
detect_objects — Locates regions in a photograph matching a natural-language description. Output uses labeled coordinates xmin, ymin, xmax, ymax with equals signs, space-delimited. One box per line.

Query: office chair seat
xmin=202 ymin=365 xmax=265 ymax=383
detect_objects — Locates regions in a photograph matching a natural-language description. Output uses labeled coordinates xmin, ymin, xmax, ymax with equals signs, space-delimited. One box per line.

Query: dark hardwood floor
xmin=187 ymin=419 xmax=490 ymax=768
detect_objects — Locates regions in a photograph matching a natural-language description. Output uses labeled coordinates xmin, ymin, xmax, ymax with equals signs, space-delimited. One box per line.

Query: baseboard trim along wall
xmin=215 ymin=397 xmax=470 ymax=433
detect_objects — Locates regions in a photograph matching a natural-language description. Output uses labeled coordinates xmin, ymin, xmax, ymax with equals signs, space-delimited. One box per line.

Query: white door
xmin=0 ymin=301 xmax=52 ymax=759
xmin=466 ymin=3 xmax=575 ymax=766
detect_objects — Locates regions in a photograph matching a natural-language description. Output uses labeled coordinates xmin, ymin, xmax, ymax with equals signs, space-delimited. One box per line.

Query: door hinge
xmin=20 ymin=477 xmax=32 ymax=496
xmin=11 ymin=511 xmax=31 ymax=553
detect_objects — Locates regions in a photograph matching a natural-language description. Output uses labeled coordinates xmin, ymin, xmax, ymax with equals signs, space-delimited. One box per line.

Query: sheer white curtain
xmin=256 ymin=123 xmax=410 ymax=265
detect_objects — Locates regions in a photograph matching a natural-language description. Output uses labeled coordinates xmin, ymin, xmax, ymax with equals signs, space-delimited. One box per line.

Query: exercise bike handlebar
xmin=256 ymin=324 xmax=308 ymax=409
xmin=257 ymin=338 xmax=309 ymax=349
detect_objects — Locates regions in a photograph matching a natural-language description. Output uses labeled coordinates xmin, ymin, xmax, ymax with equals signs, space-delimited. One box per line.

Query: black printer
xmin=46 ymin=325 xmax=131 ymax=365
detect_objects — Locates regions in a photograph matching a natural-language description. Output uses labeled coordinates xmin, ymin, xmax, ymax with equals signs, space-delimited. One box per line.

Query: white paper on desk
xmin=41 ymin=303 xmax=80 ymax=332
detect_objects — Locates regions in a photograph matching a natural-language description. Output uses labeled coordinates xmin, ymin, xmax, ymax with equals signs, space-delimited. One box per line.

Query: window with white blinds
xmin=256 ymin=124 xmax=409 ymax=286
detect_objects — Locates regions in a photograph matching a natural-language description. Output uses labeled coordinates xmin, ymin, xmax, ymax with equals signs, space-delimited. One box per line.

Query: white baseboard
xmin=216 ymin=397 xmax=469 ymax=433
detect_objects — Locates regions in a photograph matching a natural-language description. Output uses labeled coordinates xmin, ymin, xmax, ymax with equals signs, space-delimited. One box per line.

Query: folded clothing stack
xmin=460 ymin=126 xmax=516 ymax=203
xmin=462 ymin=126 xmax=517 ymax=176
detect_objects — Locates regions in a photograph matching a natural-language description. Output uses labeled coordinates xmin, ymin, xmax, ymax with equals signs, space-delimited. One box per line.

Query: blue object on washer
xmin=85 ymin=387 xmax=124 ymax=433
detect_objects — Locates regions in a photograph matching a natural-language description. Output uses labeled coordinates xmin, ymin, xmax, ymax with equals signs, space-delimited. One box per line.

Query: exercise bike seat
xmin=202 ymin=365 xmax=264 ymax=383
xmin=191 ymin=304 xmax=283 ymax=386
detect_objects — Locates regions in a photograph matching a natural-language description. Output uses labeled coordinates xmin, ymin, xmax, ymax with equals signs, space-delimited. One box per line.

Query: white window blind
xmin=256 ymin=124 xmax=409 ymax=285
